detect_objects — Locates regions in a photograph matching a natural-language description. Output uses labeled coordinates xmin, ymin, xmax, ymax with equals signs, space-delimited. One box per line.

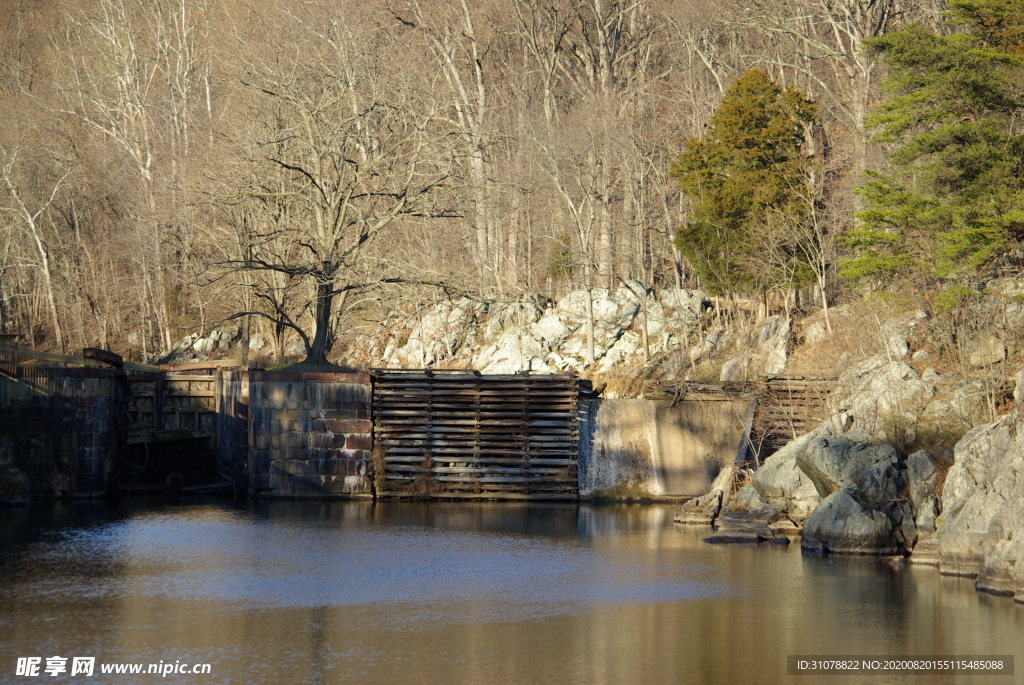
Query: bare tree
xmin=54 ymin=0 xmax=213 ymax=352
xmin=225 ymin=9 xmax=454 ymax=364
xmin=0 ymin=146 xmax=70 ymax=352
xmin=738 ymin=0 xmax=902 ymax=183
xmin=394 ymin=0 xmax=510 ymax=293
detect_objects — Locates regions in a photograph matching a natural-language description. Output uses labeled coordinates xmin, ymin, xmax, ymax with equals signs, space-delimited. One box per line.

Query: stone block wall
xmin=247 ymin=372 xmax=372 ymax=498
xmin=0 ymin=366 xmax=115 ymax=496
xmin=215 ymin=370 xmax=251 ymax=485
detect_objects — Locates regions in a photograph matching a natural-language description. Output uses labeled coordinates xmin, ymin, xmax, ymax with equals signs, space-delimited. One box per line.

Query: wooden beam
xmin=160 ymin=359 xmax=250 ymax=372
xmin=16 ymin=347 xmax=161 ymax=373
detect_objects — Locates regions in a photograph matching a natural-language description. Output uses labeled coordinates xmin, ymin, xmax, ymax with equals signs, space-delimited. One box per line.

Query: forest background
xmin=1 ymin=0 xmax=1020 ymax=368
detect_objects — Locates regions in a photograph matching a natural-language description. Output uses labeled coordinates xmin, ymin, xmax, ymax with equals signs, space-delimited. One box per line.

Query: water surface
xmin=1 ymin=501 xmax=1020 ymax=684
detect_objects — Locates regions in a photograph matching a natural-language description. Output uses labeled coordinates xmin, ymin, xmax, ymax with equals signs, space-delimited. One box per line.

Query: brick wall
xmin=247 ymin=372 xmax=372 ymax=498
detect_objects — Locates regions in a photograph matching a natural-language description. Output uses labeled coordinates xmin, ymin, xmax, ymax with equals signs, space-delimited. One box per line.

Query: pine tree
xmin=671 ymin=69 xmax=818 ymax=296
xmin=842 ymin=1 xmax=1024 ymax=307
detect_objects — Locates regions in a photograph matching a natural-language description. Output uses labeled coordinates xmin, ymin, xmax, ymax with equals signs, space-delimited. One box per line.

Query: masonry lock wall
xmin=241 ymin=372 xmax=373 ymax=498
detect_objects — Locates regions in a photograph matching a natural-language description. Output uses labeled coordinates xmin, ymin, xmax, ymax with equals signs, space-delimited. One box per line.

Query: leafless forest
xmin=0 ymin=0 xmax=948 ymax=362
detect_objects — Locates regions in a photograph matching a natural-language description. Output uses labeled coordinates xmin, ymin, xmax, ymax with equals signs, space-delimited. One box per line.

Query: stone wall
xmin=247 ymin=372 xmax=372 ymax=498
xmin=580 ymin=397 xmax=752 ymax=498
xmin=215 ymin=370 xmax=251 ymax=485
xmin=0 ymin=366 xmax=115 ymax=497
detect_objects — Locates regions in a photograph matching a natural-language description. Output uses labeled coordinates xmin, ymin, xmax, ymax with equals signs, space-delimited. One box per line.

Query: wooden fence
xmin=372 ymin=370 xmax=581 ymax=499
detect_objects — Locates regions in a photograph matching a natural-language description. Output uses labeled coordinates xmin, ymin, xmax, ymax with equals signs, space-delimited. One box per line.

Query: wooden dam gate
xmin=372 ymin=370 xmax=582 ymax=500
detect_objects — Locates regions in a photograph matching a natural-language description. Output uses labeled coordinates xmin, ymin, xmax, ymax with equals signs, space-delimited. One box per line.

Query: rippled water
xmin=1 ymin=501 xmax=1021 ymax=684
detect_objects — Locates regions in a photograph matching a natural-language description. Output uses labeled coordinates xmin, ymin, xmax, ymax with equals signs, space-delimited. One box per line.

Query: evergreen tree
xmin=842 ymin=1 xmax=1024 ymax=307
xmin=671 ymin=69 xmax=818 ymax=296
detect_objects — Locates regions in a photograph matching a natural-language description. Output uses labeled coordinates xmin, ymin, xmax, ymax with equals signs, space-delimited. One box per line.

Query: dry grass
xmin=406 ymin=452 xmax=436 ymax=498
xmin=370 ymin=442 xmax=388 ymax=493
xmin=786 ymin=299 xmax=910 ymax=377
xmin=373 ymin=449 xmax=436 ymax=499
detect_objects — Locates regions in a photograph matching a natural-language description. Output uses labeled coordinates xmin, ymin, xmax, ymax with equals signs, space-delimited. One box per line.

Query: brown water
xmin=1 ymin=501 xmax=1021 ymax=684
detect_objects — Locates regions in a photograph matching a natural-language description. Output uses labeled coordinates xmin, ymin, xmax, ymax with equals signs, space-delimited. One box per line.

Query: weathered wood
xmin=643 ymin=376 xmax=836 ymax=461
xmin=160 ymin=359 xmax=253 ymax=372
xmin=127 ymin=429 xmax=210 ymax=444
xmin=373 ymin=369 xmax=580 ymax=500
xmin=752 ymin=376 xmax=837 ymax=458
xmin=16 ymin=347 xmax=161 ymax=373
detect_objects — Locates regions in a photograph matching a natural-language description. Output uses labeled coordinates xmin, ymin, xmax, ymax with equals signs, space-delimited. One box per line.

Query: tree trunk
xmin=640 ymin=287 xmax=650 ymax=363
xmin=585 ymin=285 xmax=595 ymax=364
xmin=306 ymin=279 xmax=335 ymax=365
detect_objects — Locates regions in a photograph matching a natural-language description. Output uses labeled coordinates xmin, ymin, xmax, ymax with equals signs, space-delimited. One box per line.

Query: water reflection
xmin=1 ymin=501 xmax=1021 ymax=684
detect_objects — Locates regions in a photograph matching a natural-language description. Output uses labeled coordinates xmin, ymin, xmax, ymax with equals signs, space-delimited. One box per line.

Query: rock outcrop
xmin=684 ymin=351 xmax=1024 ymax=602
xmin=708 ymin=426 xmax=919 ymax=554
xmin=360 ymin=284 xmax=715 ymax=378
xmin=757 ymin=315 xmax=791 ymax=374
xmin=703 ymin=484 xmax=789 ymax=543
xmin=796 ymin=435 xmax=918 ymax=555
xmin=692 ymin=357 xmax=966 ymax=554
xmin=674 ymin=463 xmax=738 ymax=525
xmin=802 ymin=488 xmax=902 ymax=555
xmin=906 ymin=449 xmax=940 ymax=537
xmin=914 ymin=407 xmax=1024 ymax=601
xmin=749 ymin=428 xmax=824 ymax=525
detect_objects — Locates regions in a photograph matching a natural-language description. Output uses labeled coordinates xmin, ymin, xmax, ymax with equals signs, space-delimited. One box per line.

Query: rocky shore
xmin=677 ymin=359 xmax=1024 ymax=603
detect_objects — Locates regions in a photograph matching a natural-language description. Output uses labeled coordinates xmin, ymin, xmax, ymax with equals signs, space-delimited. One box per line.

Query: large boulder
xmin=757 ymin=316 xmax=790 ymax=374
xmin=750 ymin=428 xmax=825 ymax=524
xmin=907 ymin=450 xmax=941 ymax=536
xmin=976 ymin=507 xmax=1024 ymax=599
xmin=720 ymin=357 xmax=747 ymax=382
xmin=801 ymin=487 xmax=901 ymax=555
xmin=967 ymin=332 xmax=1005 ymax=369
xmin=828 ymin=356 xmax=939 ymax=448
xmin=658 ymin=288 xmax=709 ymax=324
xmin=921 ymin=408 xmax=1024 ymax=601
xmin=392 ymin=297 xmax=486 ymax=366
xmin=795 ymin=437 xmax=901 ymax=502
xmin=793 ymin=432 xmax=916 ymax=555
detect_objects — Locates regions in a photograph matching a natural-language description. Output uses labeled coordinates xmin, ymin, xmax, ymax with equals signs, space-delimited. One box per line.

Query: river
xmin=1 ymin=500 xmax=1020 ymax=684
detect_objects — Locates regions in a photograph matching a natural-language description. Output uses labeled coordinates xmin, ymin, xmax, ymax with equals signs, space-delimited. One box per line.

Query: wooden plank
xmin=162 ymin=374 xmax=219 ymax=382
xmin=384 ymin=455 xmax=575 ymax=464
xmin=129 ymin=390 xmax=216 ymax=398
xmin=374 ymin=371 xmax=581 ymax=499
xmin=127 ymin=429 xmax=211 ymax=444
xmin=386 ymin=466 xmax=575 ymax=476
xmin=160 ymin=359 xmax=251 ymax=372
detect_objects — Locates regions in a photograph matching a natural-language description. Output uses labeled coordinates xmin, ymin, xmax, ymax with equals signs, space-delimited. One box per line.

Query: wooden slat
xmin=373 ymin=370 xmax=580 ymax=500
